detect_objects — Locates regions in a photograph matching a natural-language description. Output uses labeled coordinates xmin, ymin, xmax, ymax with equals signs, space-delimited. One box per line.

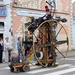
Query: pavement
xmin=0 ymin=49 xmax=75 ymax=65
xmin=66 ymin=49 xmax=75 ymax=57
xmin=56 ymin=49 xmax=75 ymax=58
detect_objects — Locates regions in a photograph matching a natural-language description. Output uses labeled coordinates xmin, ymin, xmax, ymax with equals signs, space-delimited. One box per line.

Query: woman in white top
xmin=4 ymin=37 xmax=11 ymax=62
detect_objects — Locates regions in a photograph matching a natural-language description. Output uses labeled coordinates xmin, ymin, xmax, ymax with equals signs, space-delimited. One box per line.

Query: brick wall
xmin=11 ymin=0 xmax=72 ymax=50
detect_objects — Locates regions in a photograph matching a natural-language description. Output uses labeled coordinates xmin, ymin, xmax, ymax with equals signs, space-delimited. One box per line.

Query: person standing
xmin=24 ymin=31 xmax=29 ymax=56
xmin=23 ymin=31 xmax=31 ymax=56
xmin=17 ymin=37 xmax=21 ymax=62
xmin=0 ymin=37 xmax=4 ymax=63
xmin=4 ymin=37 xmax=12 ymax=62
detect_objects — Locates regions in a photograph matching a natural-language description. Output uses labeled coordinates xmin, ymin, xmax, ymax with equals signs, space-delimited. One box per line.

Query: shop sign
xmin=16 ymin=8 xmax=46 ymax=17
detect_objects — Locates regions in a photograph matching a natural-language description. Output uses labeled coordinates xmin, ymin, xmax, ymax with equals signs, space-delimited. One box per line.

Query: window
xmin=49 ymin=0 xmax=57 ymax=10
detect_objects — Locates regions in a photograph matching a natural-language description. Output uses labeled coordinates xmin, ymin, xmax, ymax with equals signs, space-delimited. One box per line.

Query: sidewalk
xmin=66 ymin=49 xmax=75 ymax=57
xmin=0 ymin=49 xmax=75 ymax=65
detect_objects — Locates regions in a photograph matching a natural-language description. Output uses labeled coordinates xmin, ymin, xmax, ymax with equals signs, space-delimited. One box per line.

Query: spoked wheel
xmin=33 ymin=20 xmax=69 ymax=67
xmin=22 ymin=65 xmax=30 ymax=72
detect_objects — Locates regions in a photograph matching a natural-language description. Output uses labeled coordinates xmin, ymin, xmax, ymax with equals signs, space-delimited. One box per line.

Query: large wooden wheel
xmin=33 ymin=20 xmax=69 ymax=67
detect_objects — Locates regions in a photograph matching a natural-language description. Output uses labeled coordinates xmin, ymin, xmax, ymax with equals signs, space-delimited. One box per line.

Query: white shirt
xmin=5 ymin=41 xmax=11 ymax=51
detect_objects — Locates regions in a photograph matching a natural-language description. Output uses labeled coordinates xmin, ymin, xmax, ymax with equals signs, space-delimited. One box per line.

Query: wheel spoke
xmin=54 ymin=46 xmax=65 ymax=58
xmin=53 ymin=26 xmax=63 ymax=41
xmin=56 ymin=40 xmax=68 ymax=45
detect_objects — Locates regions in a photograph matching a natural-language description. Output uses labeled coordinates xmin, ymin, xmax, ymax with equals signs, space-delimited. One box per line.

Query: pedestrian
xmin=16 ymin=36 xmax=21 ymax=62
xmin=0 ymin=37 xmax=4 ymax=63
xmin=4 ymin=37 xmax=12 ymax=62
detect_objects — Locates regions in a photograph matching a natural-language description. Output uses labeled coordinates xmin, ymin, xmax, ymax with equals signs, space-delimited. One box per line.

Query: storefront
xmin=0 ymin=6 xmax=6 ymax=41
xmin=0 ymin=6 xmax=12 ymax=47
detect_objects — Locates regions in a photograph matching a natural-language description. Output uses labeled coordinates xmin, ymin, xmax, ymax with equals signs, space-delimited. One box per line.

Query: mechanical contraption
xmin=9 ymin=1 xmax=69 ymax=73
xmin=25 ymin=1 xmax=69 ymax=67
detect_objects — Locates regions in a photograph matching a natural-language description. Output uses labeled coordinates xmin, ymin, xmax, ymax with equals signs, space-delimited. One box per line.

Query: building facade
xmin=0 ymin=0 xmax=12 ymax=46
xmin=0 ymin=0 xmax=72 ymax=50
xmin=11 ymin=0 xmax=72 ymax=50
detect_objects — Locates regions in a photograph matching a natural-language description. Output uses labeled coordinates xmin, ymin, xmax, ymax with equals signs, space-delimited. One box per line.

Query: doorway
xmin=0 ymin=22 xmax=4 ymax=40
xmin=0 ymin=33 xmax=3 ymax=39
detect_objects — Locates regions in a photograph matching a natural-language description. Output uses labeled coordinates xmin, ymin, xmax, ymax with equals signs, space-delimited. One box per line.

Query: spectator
xmin=23 ymin=31 xmax=32 ymax=56
xmin=17 ymin=37 xmax=21 ymax=62
xmin=4 ymin=37 xmax=12 ymax=62
xmin=24 ymin=31 xmax=30 ymax=56
xmin=0 ymin=37 xmax=4 ymax=63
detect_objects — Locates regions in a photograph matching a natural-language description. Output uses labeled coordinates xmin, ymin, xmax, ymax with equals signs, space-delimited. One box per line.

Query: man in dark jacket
xmin=28 ymin=5 xmax=52 ymax=32
xmin=0 ymin=37 xmax=4 ymax=63
xmin=36 ymin=5 xmax=52 ymax=26
xmin=23 ymin=31 xmax=32 ymax=56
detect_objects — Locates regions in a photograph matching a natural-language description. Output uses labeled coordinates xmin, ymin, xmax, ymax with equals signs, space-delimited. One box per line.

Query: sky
xmin=72 ymin=0 xmax=75 ymax=3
